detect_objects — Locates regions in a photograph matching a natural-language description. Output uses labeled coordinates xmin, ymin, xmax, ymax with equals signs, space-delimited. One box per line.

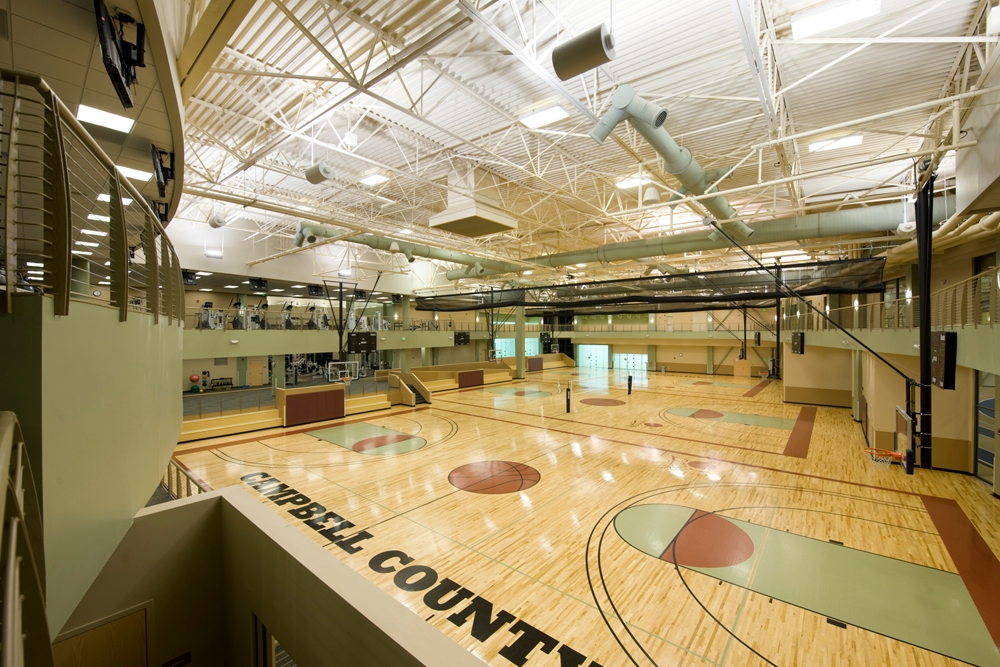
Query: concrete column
xmin=852 ymin=349 xmax=863 ymax=421
xmin=607 ymin=345 xmax=614 ymax=370
xmin=272 ymin=355 xmax=285 ymax=389
xmin=647 ymin=345 xmax=657 ymax=373
xmin=573 ymin=343 xmax=580 ymax=367
xmin=401 ymin=296 xmax=411 ymax=372
xmin=515 ymin=306 xmax=525 ymax=379
xmin=707 ymin=346 xmax=714 ymax=375
xmin=236 ymin=356 xmax=248 ymax=387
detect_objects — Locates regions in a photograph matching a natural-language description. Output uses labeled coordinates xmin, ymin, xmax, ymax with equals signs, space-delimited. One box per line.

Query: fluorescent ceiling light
xmin=105 ymin=261 xmax=112 ymax=266
xmin=809 ymin=134 xmax=863 ymax=153
xmin=195 ymin=271 xmax=213 ymax=276
xmin=400 ymin=228 xmax=413 ymax=235
xmin=575 ymin=263 xmax=587 ymax=268
xmin=520 ymin=105 xmax=569 ymax=129
xmin=81 ymin=229 xmax=108 ymax=236
xmin=523 ymin=270 xmax=533 ymax=275
xmin=199 ymin=288 xmax=212 ymax=292
xmin=26 ymin=262 xmax=44 ymax=268
xmin=791 ymin=0 xmax=881 ymax=40
xmin=616 ymin=175 xmax=652 ymax=189
xmin=271 ymin=288 xmax=284 ymax=292
xmin=116 ymin=165 xmax=153 ymax=182
xmin=290 ymin=284 xmax=306 ymax=288
xmin=75 ymin=240 xmax=100 ymax=247
xmin=224 ymin=285 xmax=238 ymax=289
xmin=77 ymin=104 xmax=135 ymax=133
xmin=97 ymin=194 xmax=133 ymax=205
xmin=71 ymin=250 xmax=93 ymax=255
xmin=98 ymin=281 xmax=110 ymax=285
xmin=253 ymin=292 xmax=266 ymax=295
xmin=27 ymin=270 xmax=44 ymax=275
xmin=241 ymin=281 xmax=250 ymax=284
xmin=26 ymin=276 xmax=43 ymax=281
xmin=88 ymin=214 xmax=111 ymax=222
xmin=359 ymin=173 xmax=389 ymax=186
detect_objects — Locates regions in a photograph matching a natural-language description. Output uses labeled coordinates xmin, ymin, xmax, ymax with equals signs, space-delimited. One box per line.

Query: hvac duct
xmin=444 ymin=198 xmax=949 ymax=280
xmin=551 ymin=24 xmax=616 ymax=81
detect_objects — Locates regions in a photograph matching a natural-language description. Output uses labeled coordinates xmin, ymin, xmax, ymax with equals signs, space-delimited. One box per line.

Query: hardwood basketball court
xmin=175 ymin=369 xmax=1000 ymax=667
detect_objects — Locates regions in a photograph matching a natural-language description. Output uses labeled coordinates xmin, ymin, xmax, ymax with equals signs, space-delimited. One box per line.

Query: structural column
xmin=706 ymin=345 xmax=714 ymax=376
xmin=401 ymin=295 xmax=411 ymax=373
xmin=515 ymin=306 xmax=525 ymax=379
xmin=272 ymin=355 xmax=286 ymax=389
xmin=916 ymin=172 xmax=935 ymax=468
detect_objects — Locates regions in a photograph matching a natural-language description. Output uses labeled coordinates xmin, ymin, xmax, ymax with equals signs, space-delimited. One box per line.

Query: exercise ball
xmin=189 ymin=374 xmax=200 ymax=383
xmin=190 ymin=385 xmax=200 ymax=392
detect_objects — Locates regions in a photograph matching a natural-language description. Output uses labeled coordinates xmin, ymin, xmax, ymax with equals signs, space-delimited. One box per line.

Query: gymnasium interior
xmin=2 ymin=0 xmax=1000 ymax=665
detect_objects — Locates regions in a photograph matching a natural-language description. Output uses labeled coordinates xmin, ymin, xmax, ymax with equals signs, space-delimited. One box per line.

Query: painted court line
xmin=743 ymin=379 xmax=771 ymax=398
xmin=783 ymin=407 xmax=816 ymax=458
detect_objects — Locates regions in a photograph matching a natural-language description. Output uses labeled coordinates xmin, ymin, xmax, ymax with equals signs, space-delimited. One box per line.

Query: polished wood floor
xmin=175 ymin=369 xmax=1000 ymax=667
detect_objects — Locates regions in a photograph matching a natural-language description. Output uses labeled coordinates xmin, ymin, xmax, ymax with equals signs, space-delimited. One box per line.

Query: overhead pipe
xmin=293 ymin=222 xmax=531 ymax=273
xmin=445 ymin=198 xmax=949 ymax=280
xmin=590 ymin=85 xmax=753 ymax=240
xmin=885 ymin=211 xmax=1000 ymax=264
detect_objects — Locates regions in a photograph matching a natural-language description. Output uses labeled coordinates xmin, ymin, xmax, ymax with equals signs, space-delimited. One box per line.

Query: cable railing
xmin=0 ymin=69 xmax=183 ymax=322
xmin=786 ymin=268 xmax=998 ymax=332
xmin=0 ymin=412 xmax=54 ymax=667
xmin=161 ymin=459 xmax=210 ymax=500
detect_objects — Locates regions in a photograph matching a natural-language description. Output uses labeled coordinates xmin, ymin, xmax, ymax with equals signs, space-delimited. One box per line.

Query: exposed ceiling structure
xmin=173 ymin=0 xmax=995 ymax=291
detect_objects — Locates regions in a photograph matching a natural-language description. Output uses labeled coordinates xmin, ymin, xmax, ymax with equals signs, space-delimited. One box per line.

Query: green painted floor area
xmin=667 ymin=407 xmax=797 ymax=430
xmin=614 ymin=504 xmax=1000 ymax=667
xmin=308 ymin=422 xmax=426 ymax=456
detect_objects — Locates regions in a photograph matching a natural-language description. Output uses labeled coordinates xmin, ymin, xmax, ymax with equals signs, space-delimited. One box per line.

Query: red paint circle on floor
xmin=352 ymin=434 xmax=415 ymax=452
xmin=687 ymin=460 xmax=714 ymax=470
xmin=449 ymin=461 xmax=540 ymax=494
xmin=580 ymin=398 xmax=626 ymax=406
xmin=691 ymin=409 xmax=724 ymax=419
xmin=661 ymin=510 xmax=755 ymax=569
xmin=645 ymin=422 xmax=663 ymax=427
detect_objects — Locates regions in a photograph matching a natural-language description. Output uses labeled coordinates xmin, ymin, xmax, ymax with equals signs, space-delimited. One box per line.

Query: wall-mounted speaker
xmin=182 ymin=270 xmax=197 ymax=286
xmin=931 ymin=331 xmax=957 ymax=390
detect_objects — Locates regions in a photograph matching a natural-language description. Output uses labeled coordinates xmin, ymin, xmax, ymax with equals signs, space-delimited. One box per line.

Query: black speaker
xmin=791 ymin=331 xmax=805 ymax=355
xmin=392 ymin=294 xmax=403 ymax=304
xmin=308 ymin=285 xmax=324 ymax=297
xmin=931 ymin=331 xmax=957 ymax=390
xmin=540 ymin=332 xmax=552 ymax=343
xmin=354 ymin=290 xmax=367 ymax=300
xmin=182 ymin=270 xmax=197 ymax=286
xmin=754 ymin=331 xmax=761 ymax=346
xmin=249 ymin=278 xmax=268 ymax=291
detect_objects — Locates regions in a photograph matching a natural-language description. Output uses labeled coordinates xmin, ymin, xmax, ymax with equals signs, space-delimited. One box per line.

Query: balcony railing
xmin=0 ymin=69 xmax=183 ymax=322
xmin=0 ymin=412 xmax=53 ymax=667
xmin=786 ymin=268 xmax=998 ymax=332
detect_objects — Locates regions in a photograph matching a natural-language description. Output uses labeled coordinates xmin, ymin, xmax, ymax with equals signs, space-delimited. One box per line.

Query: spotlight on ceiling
xmin=305 ymin=162 xmax=334 ymax=184
xmin=642 ymin=187 xmax=660 ymax=205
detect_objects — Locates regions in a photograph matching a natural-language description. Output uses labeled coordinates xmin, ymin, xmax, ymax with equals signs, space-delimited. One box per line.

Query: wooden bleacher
xmin=179 ymin=409 xmax=283 ymax=443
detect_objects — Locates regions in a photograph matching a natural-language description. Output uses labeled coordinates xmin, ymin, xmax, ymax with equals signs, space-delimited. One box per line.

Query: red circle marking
xmin=449 ymin=461 xmax=540 ymax=494
xmin=691 ymin=409 xmax=724 ymax=419
xmin=580 ymin=398 xmax=626 ymax=406
xmin=662 ymin=510 xmax=755 ymax=568
xmin=687 ymin=460 xmax=714 ymax=470
xmin=352 ymin=434 xmax=415 ymax=452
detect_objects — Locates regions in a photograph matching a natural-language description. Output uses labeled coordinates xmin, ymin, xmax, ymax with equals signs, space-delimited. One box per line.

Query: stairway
xmin=407 ymin=384 xmax=428 ymax=404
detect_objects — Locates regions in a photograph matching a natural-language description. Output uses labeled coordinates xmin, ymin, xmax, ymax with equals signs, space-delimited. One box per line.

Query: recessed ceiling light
xmin=523 ymin=270 xmax=533 ymax=275
xmin=241 ymin=281 xmax=250 ymax=284
xmin=223 ymin=285 xmax=238 ymax=289
xmin=71 ymin=250 xmax=93 ymax=255
xmin=808 ymin=134 xmax=863 ymax=153
xmin=290 ymin=284 xmax=306 ymax=288
xmin=105 ymin=261 xmax=112 ymax=266
xmin=88 ymin=214 xmax=111 ymax=222
xmin=575 ymin=263 xmax=587 ymax=268
xmin=400 ymin=228 xmax=413 ymax=235
xmin=791 ymin=0 xmax=881 ymax=40
xmin=116 ymin=165 xmax=153 ymax=182
xmin=77 ymin=104 xmax=135 ymax=133
xmin=81 ymin=229 xmax=108 ymax=237
xmin=26 ymin=262 xmax=44 ymax=268
xmin=359 ymin=173 xmax=389 ymax=186
xmin=253 ymin=291 xmax=266 ymax=295
xmin=199 ymin=288 xmax=212 ymax=292
xmin=520 ymin=105 xmax=569 ymax=129
xmin=271 ymin=288 xmax=284 ymax=292
xmin=97 ymin=194 xmax=133 ymax=205
xmin=195 ymin=271 xmax=213 ymax=276
xmin=616 ymin=175 xmax=652 ymax=189
xmin=98 ymin=280 xmax=110 ymax=285
xmin=27 ymin=270 xmax=43 ymax=275
xmin=75 ymin=240 xmax=100 ymax=247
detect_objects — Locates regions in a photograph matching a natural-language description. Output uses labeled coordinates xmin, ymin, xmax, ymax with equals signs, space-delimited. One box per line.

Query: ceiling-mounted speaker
xmin=304 ymin=162 xmax=334 ymax=184
xmin=207 ymin=214 xmax=229 ymax=228
xmin=552 ymin=24 xmax=616 ymax=81
xmin=642 ymin=187 xmax=660 ymax=205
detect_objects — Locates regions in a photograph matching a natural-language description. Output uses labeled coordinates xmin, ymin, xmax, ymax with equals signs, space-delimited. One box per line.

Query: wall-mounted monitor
xmin=249 ymin=278 xmax=268 ymax=292
xmin=182 ymin=270 xmax=197 ymax=286
xmin=93 ymin=0 xmax=144 ymax=110
xmin=308 ymin=285 xmax=324 ymax=297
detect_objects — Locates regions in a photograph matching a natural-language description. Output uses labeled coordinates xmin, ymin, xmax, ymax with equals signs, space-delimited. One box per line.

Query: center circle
xmin=448 ymin=461 xmax=541 ymax=494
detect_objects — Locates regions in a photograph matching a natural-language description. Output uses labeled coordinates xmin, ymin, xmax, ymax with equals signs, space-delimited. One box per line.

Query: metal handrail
xmin=162 ymin=459 xmax=210 ymax=500
xmin=0 ymin=68 xmax=183 ymax=323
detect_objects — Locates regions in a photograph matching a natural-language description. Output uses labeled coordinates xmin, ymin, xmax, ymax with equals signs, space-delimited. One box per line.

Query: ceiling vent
xmin=428 ymin=168 xmax=517 ymax=238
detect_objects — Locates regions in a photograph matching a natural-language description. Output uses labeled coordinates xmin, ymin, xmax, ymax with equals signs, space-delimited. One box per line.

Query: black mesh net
xmin=415 ymin=258 xmax=885 ymax=314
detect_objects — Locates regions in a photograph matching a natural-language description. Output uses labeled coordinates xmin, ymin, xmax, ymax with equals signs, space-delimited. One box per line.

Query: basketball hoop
xmin=759 ymin=371 xmax=769 ymax=380
xmin=863 ymin=447 xmax=903 ymax=470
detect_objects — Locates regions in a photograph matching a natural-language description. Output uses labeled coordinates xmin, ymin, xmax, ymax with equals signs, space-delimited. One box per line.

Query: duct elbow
xmin=293 ymin=232 xmax=305 ymax=247
xmin=727 ymin=219 xmax=755 ymax=239
xmin=404 ymin=249 xmax=415 ymax=263
xmin=590 ymin=106 xmax=629 ymax=144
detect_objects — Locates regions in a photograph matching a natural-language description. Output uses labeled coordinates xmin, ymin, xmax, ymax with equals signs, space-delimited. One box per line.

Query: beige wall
xmin=782 ymin=343 xmax=853 ymax=407
xmin=61 ymin=489 xmax=488 ymax=667
xmin=437 ymin=344 xmax=476 ymax=365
